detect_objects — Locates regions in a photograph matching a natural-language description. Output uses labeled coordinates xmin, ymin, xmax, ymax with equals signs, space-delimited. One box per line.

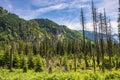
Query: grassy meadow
xmin=0 ymin=69 xmax=120 ymax=80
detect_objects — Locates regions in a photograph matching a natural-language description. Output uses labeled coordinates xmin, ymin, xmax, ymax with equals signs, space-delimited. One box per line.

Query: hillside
xmin=0 ymin=7 xmax=83 ymax=42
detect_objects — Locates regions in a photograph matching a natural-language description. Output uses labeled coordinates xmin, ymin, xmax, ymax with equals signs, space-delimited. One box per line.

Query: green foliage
xmin=105 ymin=72 xmax=120 ymax=80
xmin=20 ymin=53 xmax=24 ymax=68
xmin=13 ymin=52 xmax=20 ymax=68
xmin=48 ymin=67 xmax=52 ymax=73
xmin=104 ymin=57 xmax=111 ymax=69
xmin=35 ymin=55 xmax=43 ymax=72
xmin=1 ymin=50 xmax=10 ymax=68
xmin=0 ymin=69 xmax=120 ymax=80
xmin=28 ymin=53 xmax=34 ymax=69
xmin=0 ymin=55 xmax=2 ymax=66
xmin=62 ymin=54 xmax=69 ymax=71
xmin=22 ymin=58 xmax=28 ymax=72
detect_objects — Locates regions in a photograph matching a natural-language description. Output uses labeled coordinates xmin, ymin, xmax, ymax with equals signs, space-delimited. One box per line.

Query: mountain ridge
xmin=79 ymin=30 xmax=118 ymax=43
xmin=0 ymin=7 xmax=83 ymax=42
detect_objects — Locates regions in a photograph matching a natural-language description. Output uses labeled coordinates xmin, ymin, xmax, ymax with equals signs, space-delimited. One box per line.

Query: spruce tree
xmin=28 ymin=53 xmax=34 ymax=69
xmin=35 ymin=55 xmax=43 ymax=72
xmin=2 ymin=50 xmax=10 ymax=68
xmin=13 ymin=52 xmax=20 ymax=68
xmin=63 ymin=53 xmax=69 ymax=71
xmin=23 ymin=57 xmax=28 ymax=72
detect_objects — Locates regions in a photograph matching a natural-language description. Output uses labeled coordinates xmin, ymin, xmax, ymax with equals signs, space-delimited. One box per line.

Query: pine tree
xmin=2 ymin=49 xmax=10 ymax=68
xmin=13 ymin=52 xmax=20 ymax=68
xmin=24 ymin=43 xmax=29 ymax=55
xmin=63 ymin=53 xmax=69 ymax=71
xmin=23 ymin=57 xmax=28 ymax=72
xmin=20 ymin=53 xmax=25 ymax=68
xmin=9 ymin=45 xmax=13 ymax=72
xmin=28 ymin=53 xmax=34 ymax=69
xmin=35 ymin=55 xmax=43 ymax=72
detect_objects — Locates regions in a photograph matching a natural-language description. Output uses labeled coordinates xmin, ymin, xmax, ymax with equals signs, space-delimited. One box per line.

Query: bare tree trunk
xmin=116 ymin=0 xmax=120 ymax=70
xmin=99 ymin=13 xmax=105 ymax=72
xmin=91 ymin=0 xmax=96 ymax=72
xmin=108 ymin=20 xmax=113 ymax=70
xmin=118 ymin=0 xmax=120 ymax=57
xmin=81 ymin=8 xmax=88 ymax=69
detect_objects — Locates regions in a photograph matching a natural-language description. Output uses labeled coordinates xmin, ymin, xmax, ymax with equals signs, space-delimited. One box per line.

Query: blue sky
xmin=0 ymin=0 xmax=119 ymax=34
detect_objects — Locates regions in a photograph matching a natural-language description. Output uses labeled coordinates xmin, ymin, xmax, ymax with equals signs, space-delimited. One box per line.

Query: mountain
xmin=79 ymin=30 xmax=119 ymax=43
xmin=32 ymin=19 xmax=83 ymax=40
xmin=0 ymin=7 xmax=83 ymax=42
xmin=112 ymin=34 xmax=119 ymax=42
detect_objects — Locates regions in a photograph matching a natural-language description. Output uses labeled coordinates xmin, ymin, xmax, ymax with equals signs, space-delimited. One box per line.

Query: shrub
xmin=13 ymin=52 xmax=20 ymax=68
xmin=48 ymin=67 xmax=52 ymax=73
xmin=2 ymin=50 xmax=10 ymax=68
xmin=22 ymin=57 xmax=28 ymax=72
xmin=104 ymin=57 xmax=111 ymax=69
xmin=35 ymin=55 xmax=43 ymax=72
xmin=0 ymin=54 xmax=3 ymax=67
xmin=62 ymin=54 xmax=69 ymax=71
xmin=105 ymin=73 xmax=120 ymax=80
xmin=28 ymin=53 xmax=34 ymax=69
xmin=89 ymin=73 xmax=100 ymax=80
xmin=20 ymin=53 xmax=24 ymax=68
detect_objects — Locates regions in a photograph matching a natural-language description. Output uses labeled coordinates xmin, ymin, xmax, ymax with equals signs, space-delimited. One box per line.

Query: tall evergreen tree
xmin=28 ymin=53 xmax=34 ymax=69
xmin=13 ymin=52 xmax=20 ymax=68
xmin=35 ymin=55 xmax=43 ymax=72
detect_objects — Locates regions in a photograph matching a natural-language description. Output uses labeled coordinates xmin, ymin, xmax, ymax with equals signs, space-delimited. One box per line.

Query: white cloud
xmin=15 ymin=3 xmax=69 ymax=20
xmin=35 ymin=3 xmax=68 ymax=13
xmin=62 ymin=21 xmax=81 ymax=30
xmin=16 ymin=1 xmax=90 ymax=20
xmin=62 ymin=21 xmax=93 ymax=32
xmin=0 ymin=0 xmax=91 ymax=20
xmin=111 ymin=21 xmax=118 ymax=34
xmin=30 ymin=0 xmax=91 ymax=7
xmin=0 ymin=0 xmax=13 ymax=11
xmin=59 ymin=20 xmax=118 ymax=34
xmin=97 ymin=0 xmax=118 ymax=21
xmin=30 ymin=0 xmax=64 ymax=7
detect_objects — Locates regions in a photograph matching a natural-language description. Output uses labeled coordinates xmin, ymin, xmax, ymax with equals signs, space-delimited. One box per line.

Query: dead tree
xmin=116 ymin=0 xmax=120 ymax=69
xmin=108 ymin=19 xmax=113 ymax=70
xmin=104 ymin=9 xmax=112 ymax=70
xmin=91 ymin=0 xmax=96 ymax=72
xmin=118 ymin=0 xmax=120 ymax=57
xmin=81 ymin=8 xmax=89 ymax=69
xmin=99 ymin=13 xmax=105 ymax=72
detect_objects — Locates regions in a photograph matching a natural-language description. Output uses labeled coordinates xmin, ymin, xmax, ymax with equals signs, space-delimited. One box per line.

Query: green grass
xmin=0 ymin=69 xmax=120 ymax=80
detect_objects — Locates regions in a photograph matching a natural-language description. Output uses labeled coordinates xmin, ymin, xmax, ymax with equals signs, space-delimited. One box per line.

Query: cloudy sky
xmin=0 ymin=0 xmax=119 ymax=34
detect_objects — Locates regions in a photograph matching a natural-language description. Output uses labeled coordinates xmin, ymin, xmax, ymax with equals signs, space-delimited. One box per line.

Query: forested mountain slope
xmin=0 ymin=7 xmax=83 ymax=42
